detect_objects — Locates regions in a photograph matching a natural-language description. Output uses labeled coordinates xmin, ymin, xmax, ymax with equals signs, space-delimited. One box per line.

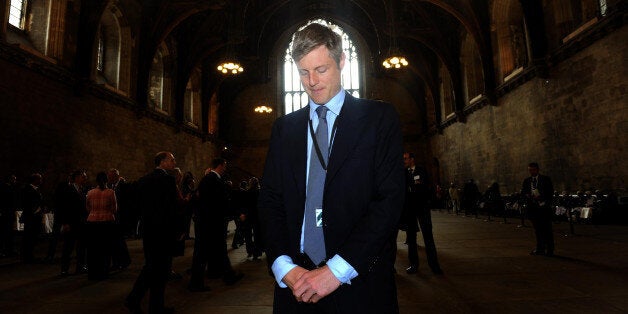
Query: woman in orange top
xmin=86 ymin=171 xmax=117 ymax=280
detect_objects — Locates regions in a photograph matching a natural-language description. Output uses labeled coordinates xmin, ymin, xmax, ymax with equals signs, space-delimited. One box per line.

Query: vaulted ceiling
xmin=80 ymin=0 xmax=497 ymax=124
xmin=147 ymin=0 xmax=491 ymax=83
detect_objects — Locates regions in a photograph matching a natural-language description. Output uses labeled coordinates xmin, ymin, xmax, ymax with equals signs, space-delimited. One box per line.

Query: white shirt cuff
xmin=326 ymin=254 xmax=358 ymax=284
xmin=271 ymin=255 xmax=297 ymax=288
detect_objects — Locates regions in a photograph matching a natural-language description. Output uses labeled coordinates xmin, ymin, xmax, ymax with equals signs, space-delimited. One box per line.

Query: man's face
xmin=161 ymin=153 xmax=177 ymax=171
xmin=107 ymin=171 xmax=120 ymax=184
xmin=403 ymin=153 xmax=414 ymax=168
xmin=33 ymin=175 xmax=43 ymax=187
xmin=75 ymin=173 xmax=87 ymax=186
xmin=528 ymin=166 xmax=539 ymax=177
xmin=296 ymin=45 xmax=345 ymax=105
xmin=216 ymin=162 xmax=228 ymax=176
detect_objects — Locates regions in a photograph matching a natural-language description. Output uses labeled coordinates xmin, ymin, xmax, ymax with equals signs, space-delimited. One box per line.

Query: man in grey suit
xmin=259 ymin=22 xmax=405 ymax=313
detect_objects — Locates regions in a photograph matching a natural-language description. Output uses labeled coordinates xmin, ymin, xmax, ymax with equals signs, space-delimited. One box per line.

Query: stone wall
xmin=0 ymin=56 xmax=218 ymax=200
xmin=430 ymin=25 xmax=627 ymax=194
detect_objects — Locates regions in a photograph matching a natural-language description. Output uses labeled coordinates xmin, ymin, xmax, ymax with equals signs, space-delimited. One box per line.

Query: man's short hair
xmin=405 ymin=152 xmax=416 ymax=159
xmin=528 ymin=162 xmax=539 ymax=169
xmin=70 ymin=170 xmax=85 ymax=180
xmin=28 ymin=173 xmax=42 ymax=184
xmin=211 ymin=158 xmax=226 ymax=169
xmin=291 ymin=22 xmax=343 ymax=66
xmin=154 ymin=151 xmax=171 ymax=166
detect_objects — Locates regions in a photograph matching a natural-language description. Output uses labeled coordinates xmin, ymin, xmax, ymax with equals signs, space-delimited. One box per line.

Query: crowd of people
xmin=0 ymin=161 xmax=263 ymax=282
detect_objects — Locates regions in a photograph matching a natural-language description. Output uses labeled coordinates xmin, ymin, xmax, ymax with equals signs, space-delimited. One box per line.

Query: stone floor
xmin=1 ymin=211 xmax=627 ymax=314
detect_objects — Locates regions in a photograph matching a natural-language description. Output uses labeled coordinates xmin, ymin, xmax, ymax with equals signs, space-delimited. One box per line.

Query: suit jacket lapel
xmin=326 ymin=94 xmax=368 ymax=184
xmin=287 ymin=107 xmax=309 ymax=199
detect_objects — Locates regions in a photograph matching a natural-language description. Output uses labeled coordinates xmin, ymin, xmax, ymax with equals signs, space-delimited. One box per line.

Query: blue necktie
xmin=304 ymin=105 xmax=328 ymax=265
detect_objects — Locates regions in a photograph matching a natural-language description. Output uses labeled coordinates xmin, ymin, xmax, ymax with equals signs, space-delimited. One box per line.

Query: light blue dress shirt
xmin=271 ymin=89 xmax=359 ymax=288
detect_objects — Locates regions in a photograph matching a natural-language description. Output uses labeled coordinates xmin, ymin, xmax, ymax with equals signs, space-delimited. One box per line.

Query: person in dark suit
xmin=462 ymin=179 xmax=480 ymax=217
xmin=57 ymin=170 xmax=88 ymax=275
xmin=107 ymin=168 xmax=131 ymax=270
xmin=189 ymin=158 xmax=243 ymax=292
xmin=125 ymin=152 xmax=179 ymax=314
xmin=1 ymin=174 xmax=18 ymax=257
xmin=258 ymin=23 xmax=404 ymax=313
xmin=521 ymin=162 xmax=555 ymax=256
xmin=401 ymin=152 xmax=443 ymax=275
xmin=20 ymin=173 xmax=43 ymax=263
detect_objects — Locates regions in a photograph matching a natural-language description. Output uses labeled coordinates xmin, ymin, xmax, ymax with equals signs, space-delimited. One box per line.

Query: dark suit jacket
xmin=136 ymin=169 xmax=178 ymax=251
xmin=196 ymin=171 xmax=229 ymax=230
xmin=56 ymin=184 xmax=87 ymax=227
xmin=521 ymin=174 xmax=554 ymax=218
xmin=401 ymin=166 xmax=430 ymax=230
xmin=20 ymin=185 xmax=42 ymax=223
xmin=259 ymin=93 xmax=404 ymax=299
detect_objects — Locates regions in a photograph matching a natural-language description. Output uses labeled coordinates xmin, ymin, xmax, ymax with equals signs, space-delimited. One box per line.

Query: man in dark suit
xmin=0 ymin=175 xmax=18 ymax=257
xmin=402 ymin=152 xmax=443 ymax=275
xmin=521 ymin=162 xmax=555 ymax=256
xmin=107 ymin=168 xmax=131 ymax=270
xmin=258 ymin=23 xmax=404 ymax=313
xmin=126 ymin=152 xmax=179 ymax=314
xmin=189 ymin=158 xmax=243 ymax=291
xmin=57 ymin=170 xmax=88 ymax=275
xmin=20 ymin=173 xmax=43 ymax=263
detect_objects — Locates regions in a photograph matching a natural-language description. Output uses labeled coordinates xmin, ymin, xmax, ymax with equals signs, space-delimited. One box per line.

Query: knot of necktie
xmin=316 ymin=105 xmax=328 ymax=121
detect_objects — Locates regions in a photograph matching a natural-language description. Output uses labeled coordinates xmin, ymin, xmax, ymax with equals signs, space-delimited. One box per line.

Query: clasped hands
xmin=283 ymin=265 xmax=341 ymax=304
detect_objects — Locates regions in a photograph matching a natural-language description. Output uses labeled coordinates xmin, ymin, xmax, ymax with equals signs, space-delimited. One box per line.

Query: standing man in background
xmin=20 ymin=173 xmax=43 ymax=263
xmin=0 ymin=175 xmax=18 ymax=257
xmin=126 ymin=152 xmax=179 ymax=314
xmin=401 ymin=152 xmax=443 ymax=275
xmin=522 ymin=162 xmax=555 ymax=256
xmin=58 ymin=170 xmax=88 ymax=275
xmin=190 ymin=158 xmax=243 ymax=291
xmin=258 ymin=22 xmax=404 ymax=313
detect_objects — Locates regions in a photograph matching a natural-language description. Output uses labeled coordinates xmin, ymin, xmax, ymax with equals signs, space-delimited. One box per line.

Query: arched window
xmin=460 ymin=33 xmax=484 ymax=104
xmin=94 ymin=3 xmax=131 ymax=94
xmin=149 ymin=48 xmax=165 ymax=112
xmin=7 ymin=0 xmax=66 ymax=60
xmin=148 ymin=41 xmax=175 ymax=115
xmin=283 ymin=19 xmax=360 ymax=115
xmin=439 ymin=62 xmax=455 ymax=120
xmin=8 ymin=0 xmax=27 ymax=29
xmin=492 ymin=0 xmax=528 ymax=82
xmin=184 ymin=68 xmax=202 ymax=128
xmin=599 ymin=0 xmax=607 ymax=16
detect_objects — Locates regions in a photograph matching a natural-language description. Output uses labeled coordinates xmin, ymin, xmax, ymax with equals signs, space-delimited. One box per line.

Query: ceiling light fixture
xmin=382 ymin=1 xmax=408 ymax=69
xmin=217 ymin=62 xmax=244 ymax=75
xmin=254 ymin=105 xmax=273 ymax=113
xmin=217 ymin=8 xmax=244 ymax=76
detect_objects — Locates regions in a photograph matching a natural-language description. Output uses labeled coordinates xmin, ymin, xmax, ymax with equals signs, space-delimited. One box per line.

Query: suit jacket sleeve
xmin=258 ymin=117 xmax=291 ymax=267
xmin=331 ymin=103 xmax=405 ymax=274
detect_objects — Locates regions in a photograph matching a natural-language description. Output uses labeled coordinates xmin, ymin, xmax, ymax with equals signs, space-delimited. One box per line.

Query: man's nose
xmin=308 ymin=72 xmax=319 ymax=86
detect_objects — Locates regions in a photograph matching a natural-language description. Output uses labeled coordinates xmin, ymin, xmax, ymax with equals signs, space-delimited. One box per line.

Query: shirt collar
xmin=211 ymin=169 xmax=222 ymax=179
xmin=309 ymin=88 xmax=345 ymax=120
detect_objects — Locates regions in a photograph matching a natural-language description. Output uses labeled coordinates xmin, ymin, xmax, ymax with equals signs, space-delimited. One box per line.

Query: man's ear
xmin=338 ymin=52 xmax=346 ymax=70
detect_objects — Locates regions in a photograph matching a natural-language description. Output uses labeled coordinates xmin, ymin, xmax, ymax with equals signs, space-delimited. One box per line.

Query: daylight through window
xmin=283 ymin=19 xmax=360 ymax=115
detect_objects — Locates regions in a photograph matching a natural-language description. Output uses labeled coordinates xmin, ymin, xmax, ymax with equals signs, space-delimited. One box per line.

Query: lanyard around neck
xmin=308 ymin=117 xmax=338 ymax=171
